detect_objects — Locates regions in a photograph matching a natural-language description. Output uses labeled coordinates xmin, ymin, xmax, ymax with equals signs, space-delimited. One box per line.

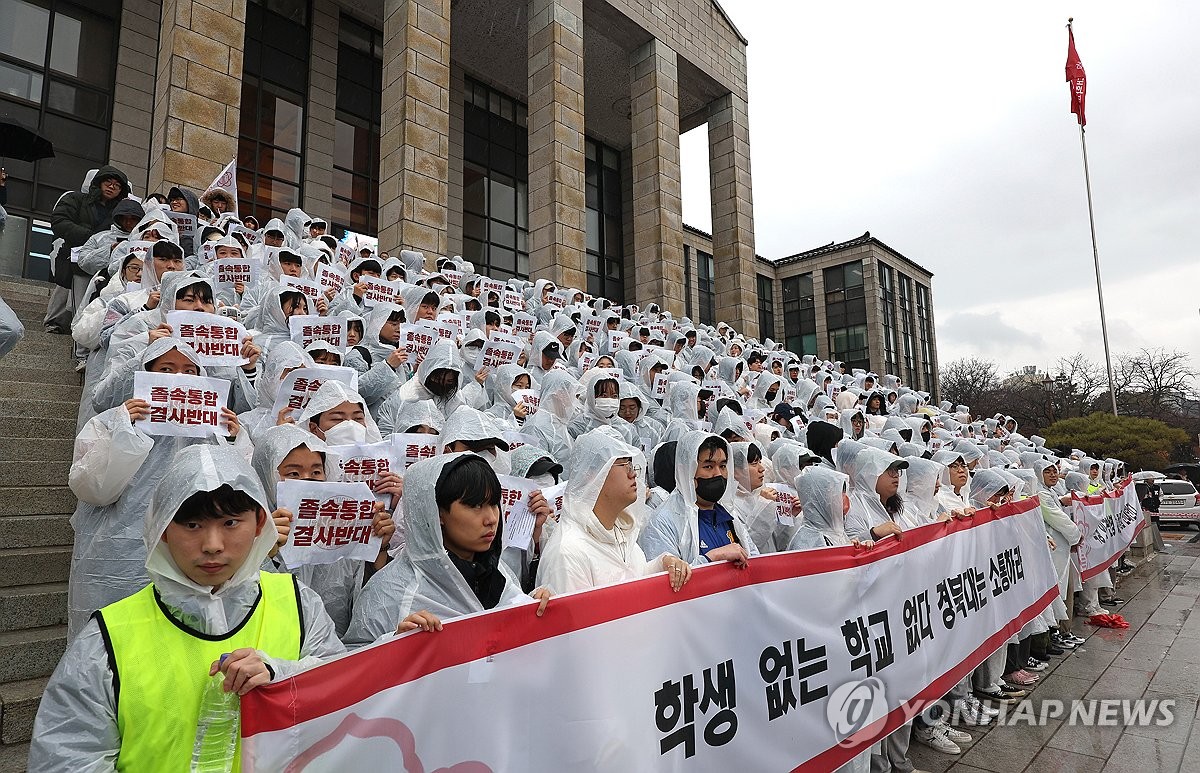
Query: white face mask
xmin=593 ymin=397 xmax=619 ymax=419
xmin=529 ymin=473 xmax=557 ymax=490
xmin=323 ymin=420 xmax=367 ymax=446
xmin=463 ymin=346 xmax=482 ymax=367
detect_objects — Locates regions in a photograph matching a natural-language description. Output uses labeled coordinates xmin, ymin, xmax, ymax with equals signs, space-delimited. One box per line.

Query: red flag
xmin=1065 ymin=26 xmax=1087 ymax=126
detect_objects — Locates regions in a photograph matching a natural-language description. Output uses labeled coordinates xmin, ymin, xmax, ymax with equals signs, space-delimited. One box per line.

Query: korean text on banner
xmin=166 ymin=211 xmax=197 ymax=242
xmin=476 ymin=340 xmax=523 ymax=374
xmin=282 ymin=276 xmax=323 ymax=305
xmin=315 ymin=263 xmax=346 ymax=296
xmin=359 ymin=277 xmax=401 ymax=307
xmin=243 ymin=500 xmax=1059 ymax=772
xmin=213 ymin=258 xmax=259 ymax=292
xmin=290 ymin=315 xmax=349 ymax=349
xmin=326 ymin=439 xmax=398 ymax=505
xmin=276 ymin=480 xmax=381 ymax=567
xmin=1072 ymin=478 xmax=1144 ymax=582
xmin=272 ymin=366 xmax=359 ymax=422
xmin=391 ymin=433 xmax=440 ymax=469
xmin=133 ymin=372 xmax=230 ymax=438
xmin=164 ymin=310 xmax=249 ymax=366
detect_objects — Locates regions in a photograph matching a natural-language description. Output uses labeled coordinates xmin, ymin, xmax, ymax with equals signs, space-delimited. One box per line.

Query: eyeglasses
xmin=948 ymin=461 xmax=967 ymax=470
xmin=612 ymin=460 xmax=643 ymax=477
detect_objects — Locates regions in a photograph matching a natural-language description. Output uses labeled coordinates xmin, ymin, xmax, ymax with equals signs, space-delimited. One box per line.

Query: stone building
xmin=0 ymin=0 xmax=762 ymax=337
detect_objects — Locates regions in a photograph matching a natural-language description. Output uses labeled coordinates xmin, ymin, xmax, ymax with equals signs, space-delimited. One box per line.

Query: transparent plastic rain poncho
xmin=729 ymin=441 xmax=785 ymax=553
xmin=712 ymin=406 xmax=750 ymax=442
xmin=616 ymin=379 xmax=665 ymax=451
xmin=967 ymin=468 xmax=1010 ymax=508
xmin=238 ymin=340 xmax=312 ymax=442
xmin=749 ymin=373 xmax=784 ymax=411
xmin=0 ymin=296 xmax=23 ymax=360
xmin=344 ymin=452 xmax=527 ymax=646
xmin=639 ymin=431 xmax=759 ymax=565
xmin=296 ymin=379 xmax=383 ymax=443
xmin=440 ymin=405 xmax=508 ymax=453
xmin=838 ymin=408 xmax=865 ymax=441
xmin=484 ymin=362 xmax=531 ymax=427
xmin=787 ymin=466 xmax=853 ymax=551
xmin=378 ymin=397 xmax=445 ymax=436
xmin=66 ymin=338 xmax=247 ymax=639
xmin=840 ymin=440 xmax=908 ymax=542
xmin=1064 ymin=470 xmax=1089 ymax=494
xmin=31 ymin=444 xmax=346 ymax=772
xmin=568 ymin=368 xmax=623 ymax=438
xmin=536 ymin=430 xmax=669 ymax=594
xmin=523 ymin=368 xmax=580 ymax=464
xmin=253 ymin=284 xmax=312 ymax=355
xmin=664 ymin=380 xmax=703 ymax=423
xmin=1027 ymin=455 xmax=1079 ymax=615
xmin=382 ymin=339 xmax=470 ymax=419
xmin=251 ymin=424 xmax=365 ymax=637
xmin=899 ymin=457 xmax=945 ymax=529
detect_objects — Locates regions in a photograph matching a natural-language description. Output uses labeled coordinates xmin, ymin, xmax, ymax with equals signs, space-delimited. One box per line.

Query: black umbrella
xmin=0 ymin=122 xmax=54 ymax=162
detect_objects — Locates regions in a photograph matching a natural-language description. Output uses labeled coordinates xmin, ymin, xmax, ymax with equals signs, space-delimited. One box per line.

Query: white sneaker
xmin=942 ymin=723 xmax=972 ymax=744
xmin=968 ymin=694 xmax=1000 ymax=717
xmin=914 ymin=723 xmax=961 ymax=754
xmin=953 ymin=699 xmax=994 ymax=726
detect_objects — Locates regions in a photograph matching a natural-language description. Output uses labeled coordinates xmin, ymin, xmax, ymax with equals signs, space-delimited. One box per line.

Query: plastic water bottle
xmin=191 ymin=654 xmax=240 ymax=773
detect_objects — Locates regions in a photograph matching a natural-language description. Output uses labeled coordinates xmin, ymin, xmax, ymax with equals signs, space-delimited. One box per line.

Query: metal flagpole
xmin=1076 ymin=123 xmax=1119 ymax=416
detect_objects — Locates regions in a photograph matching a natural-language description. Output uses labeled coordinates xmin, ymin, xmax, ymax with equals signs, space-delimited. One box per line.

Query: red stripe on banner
xmin=799 ymin=583 xmax=1060 ymax=771
xmin=241 ymin=498 xmax=1042 ymax=737
xmin=1079 ymin=516 xmax=1146 ymax=583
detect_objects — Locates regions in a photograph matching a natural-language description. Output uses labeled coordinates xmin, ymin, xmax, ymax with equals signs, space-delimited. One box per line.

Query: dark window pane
xmin=489 ymin=245 xmax=516 ymax=272
xmin=0 ymin=1 xmax=49 ymax=65
xmin=463 ymin=237 xmax=485 ymax=264
xmin=47 ymin=80 xmax=108 ymax=123
xmin=0 ymin=60 xmax=43 ymax=103
xmin=490 ymin=176 xmax=515 ymax=223
xmin=463 ymin=164 xmax=487 ymax=214
xmin=50 ymin=9 xmax=114 ymax=88
xmin=42 ymin=114 xmax=106 ymax=158
xmin=463 ymin=212 xmax=486 ymax=242
xmin=491 ymin=221 xmax=515 ymax=249
xmin=604 ymin=216 xmax=621 ymax=257
xmin=334 ymin=120 xmax=355 ymax=169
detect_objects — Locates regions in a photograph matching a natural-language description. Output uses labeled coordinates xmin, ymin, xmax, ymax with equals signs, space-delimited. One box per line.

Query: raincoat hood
xmin=296 ymin=380 xmax=383 ymax=443
xmin=564 ymin=430 xmax=648 ymax=533
xmin=250 ymin=424 xmax=331 ymax=509
xmin=792 ymin=466 xmax=852 ymax=547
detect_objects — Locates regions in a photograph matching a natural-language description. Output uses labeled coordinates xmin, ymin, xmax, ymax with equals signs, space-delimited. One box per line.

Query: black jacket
xmin=50 ymin=165 xmax=130 ymax=287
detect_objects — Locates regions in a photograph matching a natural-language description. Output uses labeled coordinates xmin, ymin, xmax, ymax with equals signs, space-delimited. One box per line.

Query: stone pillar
xmin=147 ymin=0 xmax=248 ymax=196
xmin=108 ymin=0 xmax=161 ymax=196
xmin=526 ymin=0 xmax=587 ymax=290
xmin=629 ymin=39 xmax=685 ymax=316
xmin=378 ymin=0 xmax=451 ymax=260
xmin=707 ymin=92 xmax=758 ymax=338
xmin=446 ymin=62 xmax=466 ymax=258
xmin=303 ymin=0 xmax=339 ymax=215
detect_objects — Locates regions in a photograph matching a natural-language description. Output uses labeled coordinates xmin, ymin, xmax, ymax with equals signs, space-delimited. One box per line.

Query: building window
xmin=238 ymin=0 xmax=310 ymax=224
xmin=879 ymin=262 xmax=899 ymax=377
xmin=462 ymin=77 xmax=528 ymax=282
xmin=824 ymin=261 xmax=869 ymax=370
xmin=585 ymin=139 xmax=624 ymax=303
xmin=0 ymin=0 xmax=120 ymax=279
xmin=781 ymin=273 xmax=816 ymax=357
xmin=696 ymin=249 xmax=715 ymax=325
xmin=898 ymin=274 xmax=917 ymax=388
xmin=332 ymin=14 xmax=381 ymax=238
xmin=916 ymin=283 xmax=934 ymax=393
xmin=683 ymin=245 xmax=693 ymax=319
xmin=757 ymin=274 xmax=774 ymax=340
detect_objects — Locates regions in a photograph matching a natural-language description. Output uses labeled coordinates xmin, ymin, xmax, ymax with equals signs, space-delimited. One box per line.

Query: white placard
xmin=132 ymin=371 xmax=230 ymax=438
xmin=390 ymin=433 xmax=441 ymax=468
xmin=476 ymin=339 xmax=523 ymax=374
xmin=213 ymin=257 xmax=260 ymax=292
xmin=276 ymin=480 xmax=381 ymax=567
xmin=289 ymin=315 xmax=348 ymax=349
xmin=164 ymin=310 xmax=249 ymax=366
xmin=272 ymin=366 xmax=359 ymax=422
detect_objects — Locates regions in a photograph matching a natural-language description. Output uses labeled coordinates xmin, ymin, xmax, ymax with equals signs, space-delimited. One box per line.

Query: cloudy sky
xmin=679 ymin=1 xmax=1200 ymax=377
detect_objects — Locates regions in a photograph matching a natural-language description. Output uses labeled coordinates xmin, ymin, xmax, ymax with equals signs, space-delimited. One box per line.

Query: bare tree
xmin=1114 ymin=348 xmax=1198 ymax=420
xmin=939 ymin=358 xmax=999 ymax=411
xmin=1053 ymin=353 xmax=1105 ymax=419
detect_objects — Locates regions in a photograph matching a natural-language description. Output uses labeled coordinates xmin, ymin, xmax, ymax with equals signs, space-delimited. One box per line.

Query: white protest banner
xmin=651 ymin=372 xmax=669 ymax=400
xmin=487 ymin=330 xmax=522 ymax=347
xmin=337 ymin=243 xmax=355 ymax=266
xmin=289 ymin=315 xmax=348 ymax=349
xmin=578 ymin=352 xmax=597 ymax=372
xmin=399 ymin=323 xmax=438 ymax=366
xmin=133 ymin=372 xmax=230 ymax=438
xmin=282 ymin=275 xmax=323 ymax=305
xmin=583 ymin=314 xmax=602 ymax=340
xmin=166 ymin=211 xmax=197 ymax=243
xmin=390 ymin=433 xmax=440 ymax=469
xmin=540 ymin=481 xmax=566 ymax=522
xmin=1072 ymin=478 xmax=1144 ymax=582
xmin=359 ymin=276 xmax=402 ymax=307
xmin=502 ymin=431 xmax=539 ymax=452
xmin=772 ymin=483 xmax=799 ymax=526
xmin=476 ymin=339 xmax=522 ymax=374
xmin=315 ymin=262 xmax=346 ymax=296
xmin=546 ymin=289 xmax=569 ymax=309
xmin=437 ymin=311 xmax=466 ymax=338
xmin=232 ymin=224 xmax=259 ymax=245
xmin=512 ymin=389 xmax=539 ymax=417
xmin=164 ymin=310 xmax=249 ymax=366
xmin=480 ymin=277 xmax=506 ymax=300
xmin=327 ymin=440 xmax=398 ymax=507
xmin=511 ymin=313 xmax=536 ymax=339
xmin=243 ymin=500 xmax=1058 ymax=771
xmin=272 ymin=366 xmax=359 ymax=422
xmin=502 ymin=289 xmax=524 ymax=312
xmin=276 ymin=480 xmax=380 ymax=568
xmin=496 ymin=474 xmax=537 ymax=524
xmin=442 ymin=269 xmax=463 ymax=289
xmin=213 ymin=257 xmax=259 ymax=293
xmin=608 ymin=330 xmax=629 ymax=351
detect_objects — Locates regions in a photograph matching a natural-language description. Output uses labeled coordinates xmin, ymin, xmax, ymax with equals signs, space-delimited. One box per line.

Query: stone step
xmin=0 ymin=416 xmax=77 ymax=440
xmin=0 ymin=626 xmax=67 ymax=683
xmin=0 ymin=366 xmax=80 ymax=388
xmin=0 ymin=584 xmax=67 ymax=633
xmin=0 ymin=437 xmax=74 ymax=463
xmin=0 ymin=287 xmax=50 ymax=309
xmin=0 ymin=400 xmax=77 ymax=422
xmin=7 ymin=330 xmax=75 ymax=357
xmin=0 ymin=352 xmax=72 ymax=373
xmin=0 ymin=277 xmax=50 ymax=296
xmin=0 ymin=741 xmax=30 ymax=773
xmin=0 ymin=488 xmax=75 ymax=517
xmin=0 ymin=548 xmax=70 ymax=588
xmin=0 ymin=461 xmax=69 ymax=487
xmin=2 ymin=299 xmax=46 ymax=325
xmin=0 ymin=677 xmax=47 ymax=745
xmin=0 ymin=515 xmax=74 ymax=550
xmin=0 ymin=381 xmax=81 ymax=402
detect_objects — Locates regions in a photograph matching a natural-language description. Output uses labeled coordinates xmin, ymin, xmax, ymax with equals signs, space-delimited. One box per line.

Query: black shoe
xmin=1100 ymin=596 xmax=1125 ymax=606
xmin=1045 ymin=644 xmax=1065 ymax=656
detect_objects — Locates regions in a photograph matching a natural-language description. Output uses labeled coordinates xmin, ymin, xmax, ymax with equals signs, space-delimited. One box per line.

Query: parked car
xmin=1154 ymin=478 xmax=1200 ymax=528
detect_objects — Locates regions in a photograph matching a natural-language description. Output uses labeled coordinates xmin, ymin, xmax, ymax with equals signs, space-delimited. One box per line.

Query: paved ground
xmin=910 ymin=525 xmax=1200 ymax=773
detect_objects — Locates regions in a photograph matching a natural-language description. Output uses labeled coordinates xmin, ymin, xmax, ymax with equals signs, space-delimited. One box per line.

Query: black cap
xmin=542 ymin=341 xmax=562 ymax=359
xmin=773 ymin=403 xmax=796 ymax=419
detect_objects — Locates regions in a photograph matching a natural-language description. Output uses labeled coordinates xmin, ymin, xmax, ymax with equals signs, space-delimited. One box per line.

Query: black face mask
xmin=427 ymin=377 xmax=457 ymax=397
xmin=695 ymin=475 xmax=727 ymax=504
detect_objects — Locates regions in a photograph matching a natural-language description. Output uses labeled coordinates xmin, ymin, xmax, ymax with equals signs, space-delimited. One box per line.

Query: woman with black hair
xmin=804 ymin=420 xmax=843 ymax=470
xmin=345 ymin=453 xmax=551 ymax=646
xmin=864 ymin=391 xmax=888 ymax=416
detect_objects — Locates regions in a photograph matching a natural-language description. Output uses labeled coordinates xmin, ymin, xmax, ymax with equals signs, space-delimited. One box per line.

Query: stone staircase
xmin=0 ymin=277 xmax=77 ymax=772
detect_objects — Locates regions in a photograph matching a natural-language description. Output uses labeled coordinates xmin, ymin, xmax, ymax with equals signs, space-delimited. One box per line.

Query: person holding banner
xmin=298 ymin=380 xmax=384 ymax=447
xmin=383 ymin=340 xmax=471 ymax=420
xmin=346 ymin=453 xmax=551 ymax=646
xmin=237 ymin=341 xmax=313 ymax=441
xmin=66 ymin=337 xmax=245 ymax=639
xmin=730 ymin=440 xmax=789 ymax=553
xmin=252 ymin=425 xmax=395 ymax=637
xmin=640 ymin=432 xmax=757 ymax=568
xmin=538 ymin=431 xmax=692 ymax=595
xmin=31 ymin=445 xmax=347 ymax=772
xmin=484 ymin=363 xmax=534 ymax=428
xmin=353 ymin=302 xmax=411 ymax=410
